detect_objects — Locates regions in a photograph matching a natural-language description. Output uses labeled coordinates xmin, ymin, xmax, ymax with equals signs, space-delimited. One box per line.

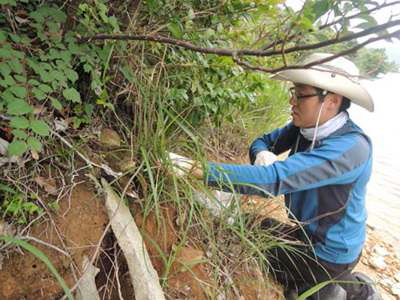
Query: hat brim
xmin=271 ymin=69 xmax=374 ymax=112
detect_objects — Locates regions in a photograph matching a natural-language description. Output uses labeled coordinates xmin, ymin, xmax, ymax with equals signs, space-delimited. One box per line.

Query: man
xmin=169 ymin=53 xmax=381 ymax=299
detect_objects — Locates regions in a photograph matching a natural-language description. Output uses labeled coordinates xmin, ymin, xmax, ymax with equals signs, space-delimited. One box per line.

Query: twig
xmin=232 ymin=29 xmax=400 ymax=73
xmin=20 ymin=236 xmax=71 ymax=257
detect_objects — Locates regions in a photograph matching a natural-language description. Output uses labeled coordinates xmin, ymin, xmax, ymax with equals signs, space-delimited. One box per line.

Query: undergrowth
xmin=0 ymin=0 xmax=291 ymax=298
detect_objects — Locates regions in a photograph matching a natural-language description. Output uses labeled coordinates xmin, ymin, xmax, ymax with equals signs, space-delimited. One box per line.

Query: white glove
xmin=167 ymin=152 xmax=194 ymax=177
xmin=254 ymin=150 xmax=277 ymax=166
xmin=193 ymin=190 xmax=237 ymax=224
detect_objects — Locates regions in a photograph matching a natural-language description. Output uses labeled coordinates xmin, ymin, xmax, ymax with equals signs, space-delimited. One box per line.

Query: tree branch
xmin=320 ymin=0 xmax=400 ymax=30
xmin=262 ymin=1 xmax=400 ymax=50
xmin=232 ymin=29 xmax=400 ymax=74
xmin=80 ymin=19 xmax=400 ymax=58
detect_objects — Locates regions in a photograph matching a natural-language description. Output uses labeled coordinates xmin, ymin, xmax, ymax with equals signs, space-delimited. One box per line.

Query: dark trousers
xmin=259 ymin=218 xmax=372 ymax=299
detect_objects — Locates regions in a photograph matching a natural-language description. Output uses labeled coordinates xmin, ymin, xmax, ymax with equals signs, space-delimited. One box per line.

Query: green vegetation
xmin=0 ymin=0 xmax=399 ymax=298
xmin=0 ymin=183 xmax=43 ymax=224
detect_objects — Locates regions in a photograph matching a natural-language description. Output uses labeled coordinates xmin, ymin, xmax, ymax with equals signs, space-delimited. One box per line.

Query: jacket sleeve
xmin=208 ymin=133 xmax=371 ymax=197
xmin=249 ymin=122 xmax=298 ymax=164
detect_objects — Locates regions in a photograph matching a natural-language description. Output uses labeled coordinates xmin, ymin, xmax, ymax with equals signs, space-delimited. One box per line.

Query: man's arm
xmin=207 ymin=133 xmax=371 ymax=197
xmin=249 ymin=122 xmax=298 ymax=164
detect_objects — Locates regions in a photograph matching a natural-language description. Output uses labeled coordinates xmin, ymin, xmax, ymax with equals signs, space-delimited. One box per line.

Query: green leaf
xmin=38 ymin=84 xmax=52 ymax=93
xmin=12 ymin=129 xmax=28 ymax=139
xmin=28 ymin=79 xmax=40 ymax=86
xmin=50 ymin=97 xmax=63 ymax=110
xmin=0 ymin=31 xmax=7 ymax=42
xmin=14 ymin=75 xmax=27 ymax=83
xmin=9 ymin=33 xmax=20 ymax=43
xmin=32 ymin=88 xmax=47 ymax=100
xmin=52 ymin=9 xmax=67 ymax=23
xmin=10 ymin=116 xmax=29 ymax=129
xmin=64 ymin=69 xmax=78 ymax=82
xmin=0 ymin=237 xmax=73 ymax=300
xmin=63 ymin=88 xmax=81 ymax=103
xmin=30 ymin=120 xmax=50 ymax=136
xmin=7 ymin=99 xmax=33 ymax=115
xmin=8 ymin=60 xmax=24 ymax=74
xmin=0 ymin=48 xmax=12 ymax=58
xmin=168 ymin=21 xmax=183 ymax=38
xmin=27 ymin=137 xmax=42 ymax=152
xmin=39 ymin=70 xmax=52 ymax=82
xmin=313 ymin=0 xmax=330 ymax=19
xmin=146 ymin=0 xmax=160 ymax=12
xmin=0 ymin=183 xmax=16 ymax=193
xmin=0 ymin=62 xmax=11 ymax=77
xmin=0 ymin=75 xmax=16 ymax=87
xmin=7 ymin=140 xmax=28 ymax=156
xmin=120 ymin=66 xmax=134 ymax=81
xmin=59 ymin=51 xmax=71 ymax=63
xmin=0 ymin=0 xmax=17 ymax=6
xmin=9 ymin=86 xmax=27 ymax=98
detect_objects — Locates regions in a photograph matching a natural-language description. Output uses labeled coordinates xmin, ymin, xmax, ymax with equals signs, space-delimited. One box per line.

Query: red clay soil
xmin=0 ymin=183 xmax=281 ymax=300
xmin=0 ymin=183 xmax=108 ymax=299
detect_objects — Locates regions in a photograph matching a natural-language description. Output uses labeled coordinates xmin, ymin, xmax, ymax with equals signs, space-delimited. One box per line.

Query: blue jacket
xmin=206 ymin=119 xmax=372 ymax=264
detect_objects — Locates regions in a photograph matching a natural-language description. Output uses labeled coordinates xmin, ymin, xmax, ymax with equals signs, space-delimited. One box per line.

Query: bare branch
xmin=232 ymin=29 xmax=400 ymax=74
xmin=80 ymin=19 xmax=400 ymax=59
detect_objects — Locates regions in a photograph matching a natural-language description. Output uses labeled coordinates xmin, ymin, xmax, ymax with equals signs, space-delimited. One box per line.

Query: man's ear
xmin=325 ymin=93 xmax=342 ymax=112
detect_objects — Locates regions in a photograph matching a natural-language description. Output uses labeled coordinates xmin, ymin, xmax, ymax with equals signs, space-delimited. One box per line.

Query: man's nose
xmin=289 ymin=95 xmax=297 ymax=106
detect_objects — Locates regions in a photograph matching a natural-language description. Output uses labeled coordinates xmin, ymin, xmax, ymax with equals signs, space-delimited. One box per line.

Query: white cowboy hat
xmin=271 ymin=53 xmax=374 ymax=112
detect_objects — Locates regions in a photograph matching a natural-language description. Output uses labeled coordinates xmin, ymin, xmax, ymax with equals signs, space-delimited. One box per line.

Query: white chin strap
xmin=300 ymin=108 xmax=349 ymax=151
xmin=310 ymin=102 xmax=325 ymax=150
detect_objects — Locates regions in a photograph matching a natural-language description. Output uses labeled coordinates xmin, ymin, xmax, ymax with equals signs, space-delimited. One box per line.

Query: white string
xmin=310 ymin=101 xmax=325 ymax=150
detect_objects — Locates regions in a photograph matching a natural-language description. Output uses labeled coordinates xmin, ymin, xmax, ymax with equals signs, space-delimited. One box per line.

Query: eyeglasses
xmin=289 ymin=87 xmax=320 ymax=101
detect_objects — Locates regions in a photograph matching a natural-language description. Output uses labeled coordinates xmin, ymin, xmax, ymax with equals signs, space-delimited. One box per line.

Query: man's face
xmin=289 ymin=84 xmax=325 ymax=128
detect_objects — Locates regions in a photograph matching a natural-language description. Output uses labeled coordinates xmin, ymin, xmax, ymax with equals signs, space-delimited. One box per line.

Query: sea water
xmin=350 ymin=72 xmax=400 ymax=250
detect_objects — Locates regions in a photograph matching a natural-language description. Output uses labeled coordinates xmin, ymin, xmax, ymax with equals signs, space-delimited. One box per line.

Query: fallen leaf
xmin=31 ymin=150 xmax=39 ymax=160
xmin=54 ymin=118 xmax=70 ymax=132
xmin=34 ymin=176 xmax=58 ymax=195
xmin=99 ymin=128 xmax=121 ymax=148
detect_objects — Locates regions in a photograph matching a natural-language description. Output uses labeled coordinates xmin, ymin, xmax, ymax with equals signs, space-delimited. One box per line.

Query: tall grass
xmin=107 ymin=39 xmax=294 ymax=296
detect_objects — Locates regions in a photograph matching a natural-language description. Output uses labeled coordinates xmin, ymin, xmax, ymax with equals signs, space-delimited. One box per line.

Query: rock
xmin=117 ymin=157 xmax=136 ymax=172
xmin=391 ymin=282 xmax=400 ymax=296
xmin=395 ymin=272 xmax=400 ymax=282
xmin=100 ymin=128 xmax=121 ymax=147
xmin=373 ymin=245 xmax=389 ymax=257
xmin=380 ymin=278 xmax=394 ymax=288
xmin=34 ymin=176 xmax=58 ymax=195
xmin=369 ymin=256 xmax=387 ymax=270
xmin=0 ymin=221 xmax=16 ymax=237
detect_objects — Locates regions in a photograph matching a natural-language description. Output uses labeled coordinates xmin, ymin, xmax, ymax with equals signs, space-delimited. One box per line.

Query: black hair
xmin=338 ymin=97 xmax=351 ymax=112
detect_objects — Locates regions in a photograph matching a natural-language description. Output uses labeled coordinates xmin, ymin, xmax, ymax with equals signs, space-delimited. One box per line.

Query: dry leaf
xmin=54 ymin=118 xmax=70 ymax=132
xmin=34 ymin=176 xmax=58 ymax=195
xmin=99 ymin=128 xmax=121 ymax=148
xmin=31 ymin=150 xmax=39 ymax=160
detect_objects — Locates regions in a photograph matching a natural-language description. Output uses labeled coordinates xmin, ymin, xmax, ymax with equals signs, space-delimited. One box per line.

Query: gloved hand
xmin=254 ymin=150 xmax=277 ymax=166
xmin=167 ymin=152 xmax=194 ymax=177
